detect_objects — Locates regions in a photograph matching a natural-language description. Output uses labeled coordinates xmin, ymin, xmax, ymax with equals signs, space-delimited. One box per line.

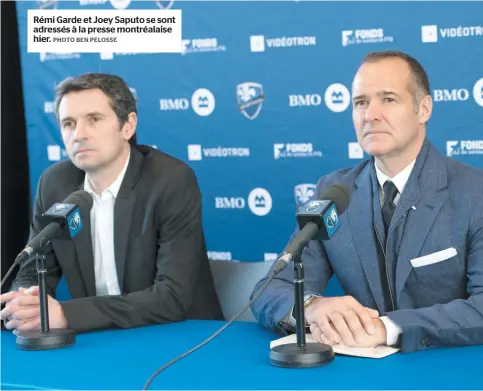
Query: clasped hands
xmin=0 ymin=286 xmax=67 ymax=333
xmin=305 ymin=296 xmax=387 ymax=348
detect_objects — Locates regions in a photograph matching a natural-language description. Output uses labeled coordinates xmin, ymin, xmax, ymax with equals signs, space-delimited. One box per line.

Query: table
xmin=2 ymin=320 xmax=482 ymax=390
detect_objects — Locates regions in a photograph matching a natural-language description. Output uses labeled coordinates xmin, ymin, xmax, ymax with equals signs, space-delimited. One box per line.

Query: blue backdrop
xmin=16 ymin=0 xmax=483 ymax=263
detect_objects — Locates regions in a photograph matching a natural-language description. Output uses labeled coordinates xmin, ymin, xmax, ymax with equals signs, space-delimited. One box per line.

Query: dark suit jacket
xmin=251 ymin=138 xmax=483 ymax=352
xmin=11 ymin=145 xmax=224 ymax=332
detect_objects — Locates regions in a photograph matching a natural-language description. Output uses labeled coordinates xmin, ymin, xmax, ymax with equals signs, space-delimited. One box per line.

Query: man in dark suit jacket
xmin=251 ymin=51 xmax=483 ymax=352
xmin=0 ymin=73 xmax=223 ymax=333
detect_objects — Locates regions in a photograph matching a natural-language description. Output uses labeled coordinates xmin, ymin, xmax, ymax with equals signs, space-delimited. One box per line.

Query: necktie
xmin=382 ymin=181 xmax=398 ymax=237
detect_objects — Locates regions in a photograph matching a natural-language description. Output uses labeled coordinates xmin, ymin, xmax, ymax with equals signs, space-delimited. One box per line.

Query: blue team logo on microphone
xmin=67 ymin=209 xmax=83 ymax=238
xmin=323 ymin=204 xmax=340 ymax=238
xmin=305 ymin=200 xmax=327 ymax=213
xmin=51 ymin=203 xmax=71 ymax=214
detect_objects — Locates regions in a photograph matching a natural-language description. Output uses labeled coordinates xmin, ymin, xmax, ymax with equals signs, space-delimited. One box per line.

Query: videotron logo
xmin=422 ymin=24 xmax=483 ymax=43
xmin=250 ymin=34 xmax=316 ymax=52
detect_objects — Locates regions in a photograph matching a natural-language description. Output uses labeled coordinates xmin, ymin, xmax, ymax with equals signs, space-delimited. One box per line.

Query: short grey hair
xmin=362 ymin=50 xmax=431 ymax=106
xmin=55 ymin=73 xmax=137 ymax=145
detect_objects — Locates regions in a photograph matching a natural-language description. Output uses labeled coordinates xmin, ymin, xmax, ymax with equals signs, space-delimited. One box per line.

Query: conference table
xmin=2 ymin=320 xmax=482 ymax=390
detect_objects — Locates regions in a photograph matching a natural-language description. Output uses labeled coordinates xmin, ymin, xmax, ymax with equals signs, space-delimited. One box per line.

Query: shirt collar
xmin=84 ymin=151 xmax=131 ymax=199
xmin=374 ymin=158 xmax=416 ymax=195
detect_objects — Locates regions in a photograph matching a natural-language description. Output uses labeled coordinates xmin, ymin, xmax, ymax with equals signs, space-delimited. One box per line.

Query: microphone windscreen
xmin=317 ymin=183 xmax=351 ymax=214
xmin=64 ymin=190 xmax=93 ymax=212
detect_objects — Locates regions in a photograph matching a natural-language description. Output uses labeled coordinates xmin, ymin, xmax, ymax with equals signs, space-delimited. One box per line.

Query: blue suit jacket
xmin=251 ymin=138 xmax=483 ymax=353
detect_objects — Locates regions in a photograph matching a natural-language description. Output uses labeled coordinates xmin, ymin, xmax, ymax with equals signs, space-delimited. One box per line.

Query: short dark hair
xmin=55 ymin=73 xmax=137 ymax=145
xmin=362 ymin=51 xmax=430 ymax=105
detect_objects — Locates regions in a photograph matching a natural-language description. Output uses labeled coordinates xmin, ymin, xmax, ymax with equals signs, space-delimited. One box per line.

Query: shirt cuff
xmin=380 ymin=316 xmax=402 ymax=346
xmin=281 ymin=305 xmax=296 ymax=328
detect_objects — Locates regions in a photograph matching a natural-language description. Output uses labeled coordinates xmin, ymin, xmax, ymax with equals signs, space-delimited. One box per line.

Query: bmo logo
xmin=159 ymin=98 xmax=189 ymax=110
xmin=214 ymin=188 xmax=272 ymax=216
xmin=433 ymin=89 xmax=469 ymax=102
xmin=159 ymin=88 xmax=215 ymax=116
xmin=288 ymin=94 xmax=322 ymax=107
xmin=215 ymin=197 xmax=245 ymax=209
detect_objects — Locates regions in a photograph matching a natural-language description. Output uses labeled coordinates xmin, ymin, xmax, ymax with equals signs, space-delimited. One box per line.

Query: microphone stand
xmin=269 ymin=250 xmax=334 ymax=368
xmin=15 ymin=251 xmax=75 ymax=350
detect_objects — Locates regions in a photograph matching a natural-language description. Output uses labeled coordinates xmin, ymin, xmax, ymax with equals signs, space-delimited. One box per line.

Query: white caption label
xmin=28 ymin=9 xmax=182 ymax=53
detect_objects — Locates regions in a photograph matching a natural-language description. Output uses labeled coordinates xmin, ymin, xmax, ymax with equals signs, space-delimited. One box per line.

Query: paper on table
xmin=270 ymin=334 xmax=400 ymax=359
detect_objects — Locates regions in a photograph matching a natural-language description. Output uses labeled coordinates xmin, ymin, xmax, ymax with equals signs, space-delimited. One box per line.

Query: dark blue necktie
xmin=382 ymin=181 xmax=398 ymax=237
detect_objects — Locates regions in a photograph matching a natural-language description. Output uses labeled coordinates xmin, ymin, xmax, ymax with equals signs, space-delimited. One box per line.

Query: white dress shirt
xmin=83 ymin=152 xmax=131 ymax=296
xmin=374 ymin=158 xmax=416 ymax=345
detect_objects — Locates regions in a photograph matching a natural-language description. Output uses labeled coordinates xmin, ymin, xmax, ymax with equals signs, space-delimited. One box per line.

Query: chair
xmin=209 ymin=258 xmax=346 ymax=323
xmin=209 ymin=259 xmax=275 ymax=322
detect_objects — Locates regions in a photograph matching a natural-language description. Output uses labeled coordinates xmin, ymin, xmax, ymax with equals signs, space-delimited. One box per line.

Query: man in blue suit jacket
xmin=251 ymin=51 xmax=483 ymax=353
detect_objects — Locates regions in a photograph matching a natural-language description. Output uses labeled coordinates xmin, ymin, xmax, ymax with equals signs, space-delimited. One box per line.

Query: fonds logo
xmin=447 ymin=140 xmax=483 ymax=156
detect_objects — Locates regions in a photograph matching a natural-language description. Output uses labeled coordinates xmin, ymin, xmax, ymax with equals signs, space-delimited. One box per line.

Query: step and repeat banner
xmin=16 ymin=0 xmax=483 ymax=263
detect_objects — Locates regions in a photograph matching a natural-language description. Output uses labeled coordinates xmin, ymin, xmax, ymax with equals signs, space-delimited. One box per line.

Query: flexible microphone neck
xmin=13 ymin=221 xmax=64 ymax=265
xmin=273 ymin=222 xmax=319 ymax=274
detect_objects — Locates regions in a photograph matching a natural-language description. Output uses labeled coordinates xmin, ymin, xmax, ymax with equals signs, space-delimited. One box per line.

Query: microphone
xmin=273 ymin=183 xmax=351 ymax=274
xmin=13 ymin=190 xmax=94 ymax=266
xmin=269 ymin=183 xmax=351 ymax=369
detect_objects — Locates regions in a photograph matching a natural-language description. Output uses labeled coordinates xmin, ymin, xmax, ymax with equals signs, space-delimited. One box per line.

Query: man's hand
xmin=0 ymin=286 xmax=39 ymax=328
xmin=0 ymin=287 xmax=67 ymax=332
xmin=310 ymin=317 xmax=387 ymax=348
xmin=0 ymin=286 xmax=39 ymax=304
xmin=305 ymin=296 xmax=380 ymax=346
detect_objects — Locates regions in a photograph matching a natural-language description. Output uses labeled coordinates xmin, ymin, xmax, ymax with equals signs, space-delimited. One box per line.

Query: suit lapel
xmin=72 ymin=208 xmax=97 ymax=296
xmin=394 ymin=141 xmax=448 ymax=301
xmin=347 ymin=162 xmax=387 ymax=313
xmin=113 ymin=193 xmax=136 ymax=292
xmin=113 ymin=147 xmax=143 ymax=292
xmin=71 ymin=173 xmax=97 ymax=296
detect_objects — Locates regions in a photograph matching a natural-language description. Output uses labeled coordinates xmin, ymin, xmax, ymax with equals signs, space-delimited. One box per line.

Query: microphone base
xmin=269 ymin=342 xmax=334 ymax=368
xmin=16 ymin=329 xmax=75 ymax=351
